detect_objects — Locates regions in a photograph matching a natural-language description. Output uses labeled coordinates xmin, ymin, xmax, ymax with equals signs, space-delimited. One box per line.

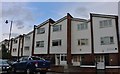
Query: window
xmin=100 ymin=20 xmax=112 ymax=28
xmin=77 ymin=22 xmax=88 ymax=30
xmin=25 ymin=36 xmax=30 ymax=40
xmin=78 ymin=39 xmax=88 ymax=46
xmin=61 ymin=54 xmax=66 ymax=61
xmin=53 ymin=25 xmax=62 ymax=32
xmin=52 ymin=39 xmax=61 ymax=46
xmin=101 ymin=36 xmax=114 ymax=45
xmin=37 ymin=28 xmax=45 ymax=34
xmin=73 ymin=56 xmax=80 ymax=62
xmin=13 ymin=40 xmax=17 ymax=44
xmin=36 ymin=41 xmax=44 ymax=47
xmin=24 ymin=46 xmax=29 ymax=50
xmin=13 ymin=48 xmax=17 ymax=52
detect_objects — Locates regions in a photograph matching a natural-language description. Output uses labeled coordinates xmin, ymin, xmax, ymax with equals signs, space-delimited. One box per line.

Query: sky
xmin=0 ymin=0 xmax=119 ymax=42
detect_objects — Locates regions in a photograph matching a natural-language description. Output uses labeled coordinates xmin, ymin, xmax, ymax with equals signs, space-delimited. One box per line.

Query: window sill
xmin=101 ymin=43 xmax=114 ymax=45
xmin=36 ymin=47 xmax=44 ymax=48
xmin=80 ymin=65 xmax=96 ymax=68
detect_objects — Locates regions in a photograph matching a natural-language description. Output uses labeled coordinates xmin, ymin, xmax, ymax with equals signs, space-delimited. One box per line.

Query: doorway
xmin=56 ymin=55 xmax=60 ymax=65
xmin=96 ymin=55 xmax=105 ymax=70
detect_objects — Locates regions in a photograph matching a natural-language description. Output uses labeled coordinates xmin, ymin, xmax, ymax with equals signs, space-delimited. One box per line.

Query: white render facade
xmin=7 ymin=13 xmax=119 ymax=70
xmin=23 ymin=31 xmax=33 ymax=56
xmin=92 ymin=15 xmax=118 ymax=53
xmin=11 ymin=35 xmax=23 ymax=57
xmin=34 ymin=23 xmax=49 ymax=54
xmin=50 ymin=17 xmax=68 ymax=65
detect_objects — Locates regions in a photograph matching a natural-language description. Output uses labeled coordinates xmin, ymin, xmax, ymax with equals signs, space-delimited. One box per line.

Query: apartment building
xmin=5 ymin=13 xmax=119 ymax=72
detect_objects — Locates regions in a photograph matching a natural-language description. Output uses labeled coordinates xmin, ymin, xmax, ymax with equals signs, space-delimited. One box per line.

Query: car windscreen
xmin=0 ymin=60 xmax=8 ymax=64
xmin=32 ymin=57 xmax=45 ymax=60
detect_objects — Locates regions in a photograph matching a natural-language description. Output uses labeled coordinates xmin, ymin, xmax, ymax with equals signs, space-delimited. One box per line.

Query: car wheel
xmin=11 ymin=67 xmax=16 ymax=73
xmin=26 ymin=68 xmax=33 ymax=74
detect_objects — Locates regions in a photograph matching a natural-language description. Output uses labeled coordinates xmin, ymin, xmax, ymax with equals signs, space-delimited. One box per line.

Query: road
xmin=8 ymin=72 xmax=64 ymax=74
xmin=47 ymin=72 xmax=64 ymax=74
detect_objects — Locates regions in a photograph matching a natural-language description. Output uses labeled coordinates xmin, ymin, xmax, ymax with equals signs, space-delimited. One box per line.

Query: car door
xmin=17 ymin=57 xmax=28 ymax=70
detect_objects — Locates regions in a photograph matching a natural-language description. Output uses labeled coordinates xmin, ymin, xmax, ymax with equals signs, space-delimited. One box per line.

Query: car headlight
xmin=6 ymin=66 xmax=10 ymax=69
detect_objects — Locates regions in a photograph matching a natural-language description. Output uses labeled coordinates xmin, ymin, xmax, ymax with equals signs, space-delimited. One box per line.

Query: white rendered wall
xmin=34 ymin=23 xmax=49 ymax=54
xmin=23 ymin=33 xmax=33 ymax=56
xmin=50 ymin=19 xmax=67 ymax=54
xmin=71 ymin=20 xmax=92 ymax=54
xmin=92 ymin=17 xmax=118 ymax=53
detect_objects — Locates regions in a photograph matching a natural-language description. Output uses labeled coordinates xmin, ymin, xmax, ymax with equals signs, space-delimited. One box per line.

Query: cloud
xmin=2 ymin=2 xmax=35 ymax=22
xmin=15 ymin=20 xmax=24 ymax=29
xmin=1 ymin=2 xmax=36 ymax=40
xmin=55 ymin=2 xmax=117 ymax=19
xmin=2 ymin=33 xmax=19 ymax=37
xmin=54 ymin=3 xmax=90 ymax=19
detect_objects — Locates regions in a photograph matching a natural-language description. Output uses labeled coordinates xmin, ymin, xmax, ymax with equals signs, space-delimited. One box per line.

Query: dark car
xmin=11 ymin=56 xmax=51 ymax=74
xmin=0 ymin=59 xmax=11 ymax=74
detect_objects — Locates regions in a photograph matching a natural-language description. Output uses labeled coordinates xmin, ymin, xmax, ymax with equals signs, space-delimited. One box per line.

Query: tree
xmin=1 ymin=44 xmax=10 ymax=59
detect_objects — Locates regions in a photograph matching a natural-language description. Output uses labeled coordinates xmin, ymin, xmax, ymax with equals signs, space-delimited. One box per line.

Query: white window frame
xmin=37 ymin=28 xmax=45 ymax=34
xmin=53 ymin=25 xmax=62 ymax=32
xmin=99 ymin=20 xmax=112 ymax=28
xmin=25 ymin=36 xmax=30 ymax=40
xmin=13 ymin=48 xmax=17 ymax=52
xmin=52 ymin=39 xmax=61 ymax=46
xmin=101 ymin=36 xmax=114 ymax=45
xmin=77 ymin=22 xmax=88 ymax=30
xmin=24 ymin=46 xmax=29 ymax=51
xmin=61 ymin=54 xmax=67 ymax=61
xmin=36 ymin=41 xmax=44 ymax=47
xmin=78 ymin=39 xmax=88 ymax=46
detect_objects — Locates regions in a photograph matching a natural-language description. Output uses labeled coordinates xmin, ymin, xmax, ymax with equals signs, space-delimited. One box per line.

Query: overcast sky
xmin=0 ymin=0 xmax=119 ymax=42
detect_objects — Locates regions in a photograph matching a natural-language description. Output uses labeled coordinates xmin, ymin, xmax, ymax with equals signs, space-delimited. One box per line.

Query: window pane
xmin=53 ymin=25 xmax=61 ymax=32
xmin=24 ymin=46 xmax=29 ymax=50
xmin=36 ymin=41 xmax=44 ymax=47
xmin=101 ymin=36 xmax=114 ymax=45
xmin=81 ymin=39 xmax=88 ymax=45
xmin=100 ymin=20 xmax=112 ymax=28
xmin=52 ymin=40 xmax=58 ymax=46
xmin=77 ymin=24 xmax=80 ymax=30
xmin=25 ymin=36 xmax=30 ymax=40
xmin=37 ymin=28 xmax=45 ymax=34
xmin=77 ymin=22 xmax=88 ymax=30
xmin=52 ymin=40 xmax=61 ymax=46
xmin=78 ymin=40 xmax=80 ymax=45
xmin=110 ymin=37 xmax=114 ymax=44
xmin=61 ymin=55 xmax=66 ymax=61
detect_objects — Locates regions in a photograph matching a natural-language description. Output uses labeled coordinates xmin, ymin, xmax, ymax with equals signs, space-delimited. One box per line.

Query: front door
xmin=56 ymin=55 xmax=60 ymax=65
xmin=96 ymin=56 xmax=105 ymax=69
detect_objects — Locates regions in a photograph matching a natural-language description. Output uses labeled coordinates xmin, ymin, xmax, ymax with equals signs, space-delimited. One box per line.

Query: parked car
xmin=11 ymin=56 xmax=51 ymax=74
xmin=0 ymin=59 xmax=11 ymax=74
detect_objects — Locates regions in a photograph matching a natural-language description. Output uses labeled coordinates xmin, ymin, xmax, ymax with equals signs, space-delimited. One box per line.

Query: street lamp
xmin=5 ymin=20 xmax=13 ymax=53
